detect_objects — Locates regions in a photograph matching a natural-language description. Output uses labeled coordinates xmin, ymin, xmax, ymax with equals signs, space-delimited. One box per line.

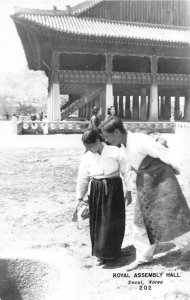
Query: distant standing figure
xmin=39 ymin=111 xmax=44 ymax=121
xmin=5 ymin=112 xmax=9 ymax=120
xmin=18 ymin=114 xmax=24 ymax=122
xmin=31 ymin=114 xmax=37 ymax=121
xmin=11 ymin=114 xmax=17 ymax=122
xmin=42 ymin=116 xmax=48 ymax=135
xmin=89 ymin=107 xmax=101 ymax=130
xmin=106 ymin=106 xmax=116 ymax=119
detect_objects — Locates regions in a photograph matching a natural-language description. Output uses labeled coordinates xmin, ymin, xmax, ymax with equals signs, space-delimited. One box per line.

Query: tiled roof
xmin=12 ymin=12 xmax=190 ymax=45
xmin=71 ymin=0 xmax=103 ymax=15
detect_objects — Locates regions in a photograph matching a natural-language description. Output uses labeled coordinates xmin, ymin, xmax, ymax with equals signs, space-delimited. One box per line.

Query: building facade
xmin=11 ymin=0 xmax=190 ymax=122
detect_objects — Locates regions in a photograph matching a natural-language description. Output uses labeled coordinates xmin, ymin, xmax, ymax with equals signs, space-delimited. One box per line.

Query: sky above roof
xmin=0 ymin=0 xmax=84 ymax=74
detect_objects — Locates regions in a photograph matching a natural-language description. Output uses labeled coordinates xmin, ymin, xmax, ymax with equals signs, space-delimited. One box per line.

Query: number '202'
xmin=139 ymin=285 xmax=151 ymax=290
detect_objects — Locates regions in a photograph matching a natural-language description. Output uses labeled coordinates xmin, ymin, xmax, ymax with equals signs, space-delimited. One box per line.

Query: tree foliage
xmin=0 ymin=69 xmax=48 ymax=115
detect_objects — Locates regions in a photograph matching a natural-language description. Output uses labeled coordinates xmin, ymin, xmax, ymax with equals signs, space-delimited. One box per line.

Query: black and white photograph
xmin=0 ymin=0 xmax=190 ymax=299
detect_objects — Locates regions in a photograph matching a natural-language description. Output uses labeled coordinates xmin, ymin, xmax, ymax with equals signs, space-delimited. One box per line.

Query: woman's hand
xmin=125 ymin=191 xmax=132 ymax=206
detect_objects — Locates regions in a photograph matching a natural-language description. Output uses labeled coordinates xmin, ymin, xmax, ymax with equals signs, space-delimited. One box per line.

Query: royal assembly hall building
xmin=11 ymin=0 xmax=190 ymax=125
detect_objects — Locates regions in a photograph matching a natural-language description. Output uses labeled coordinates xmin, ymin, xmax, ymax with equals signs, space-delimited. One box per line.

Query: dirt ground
xmin=0 ymin=127 xmax=190 ymax=300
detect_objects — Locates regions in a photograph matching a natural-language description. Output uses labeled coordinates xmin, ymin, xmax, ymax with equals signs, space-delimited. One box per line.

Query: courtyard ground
xmin=0 ymin=123 xmax=190 ymax=300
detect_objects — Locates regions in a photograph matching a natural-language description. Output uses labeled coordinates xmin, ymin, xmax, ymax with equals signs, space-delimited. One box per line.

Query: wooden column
xmin=87 ymin=102 xmax=91 ymax=120
xmin=114 ymin=95 xmax=118 ymax=116
xmin=184 ymin=89 xmax=190 ymax=121
xmin=80 ymin=107 xmax=84 ymax=118
xmin=174 ymin=90 xmax=180 ymax=120
xmin=125 ymin=94 xmax=131 ymax=119
xmin=119 ymin=94 xmax=124 ymax=118
xmin=83 ymin=106 xmax=87 ymax=118
xmin=149 ymin=55 xmax=158 ymax=121
xmin=147 ymin=96 xmax=150 ymax=119
xmin=83 ymin=105 xmax=87 ymax=119
xmin=160 ymin=96 xmax=165 ymax=119
xmin=140 ymin=87 xmax=147 ymax=121
xmin=164 ymin=95 xmax=171 ymax=120
xmin=149 ymin=85 xmax=158 ymax=121
xmin=132 ymin=90 xmax=139 ymax=120
xmin=100 ymin=87 xmax=106 ymax=119
xmin=78 ymin=108 xmax=82 ymax=118
xmin=105 ymin=53 xmax=113 ymax=115
xmin=48 ymin=51 xmax=61 ymax=121
xmin=91 ymin=98 xmax=95 ymax=109
xmin=95 ymin=95 xmax=100 ymax=109
xmin=106 ymin=84 xmax=113 ymax=114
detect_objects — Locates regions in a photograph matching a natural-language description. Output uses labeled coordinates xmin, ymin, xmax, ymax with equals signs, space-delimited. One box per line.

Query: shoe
xmin=125 ymin=260 xmax=140 ymax=271
xmin=126 ymin=260 xmax=152 ymax=271
xmin=95 ymin=258 xmax=106 ymax=266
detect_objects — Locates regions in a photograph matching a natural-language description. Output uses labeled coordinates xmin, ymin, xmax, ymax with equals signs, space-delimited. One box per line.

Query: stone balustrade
xmin=18 ymin=121 xmax=89 ymax=135
xmin=175 ymin=122 xmax=190 ymax=134
xmin=16 ymin=120 xmax=176 ymax=135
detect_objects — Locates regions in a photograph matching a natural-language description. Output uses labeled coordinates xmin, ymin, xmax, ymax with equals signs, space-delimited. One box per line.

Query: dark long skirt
xmin=89 ymin=177 xmax=125 ymax=259
xmin=135 ymin=156 xmax=190 ymax=245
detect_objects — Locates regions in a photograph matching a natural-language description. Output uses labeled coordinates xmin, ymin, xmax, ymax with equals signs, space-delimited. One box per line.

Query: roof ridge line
xmin=75 ymin=15 xmax=190 ymax=31
xmin=12 ymin=7 xmax=190 ymax=30
xmin=71 ymin=0 xmax=104 ymax=15
xmin=12 ymin=6 xmax=67 ymax=16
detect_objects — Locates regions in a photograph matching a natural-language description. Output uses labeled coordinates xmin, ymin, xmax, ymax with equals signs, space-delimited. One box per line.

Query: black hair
xmin=92 ymin=107 xmax=99 ymax=116
xmin=100 ymin=116 xmax=126 ymax=134
xmin=107 ymin=107 xmax=111 ymax=115
xmin=82 ymin=129 xmax=101 ymax=144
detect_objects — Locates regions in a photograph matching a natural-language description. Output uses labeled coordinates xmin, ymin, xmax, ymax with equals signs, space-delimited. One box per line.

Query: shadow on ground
xmin=101 ymin=243 xmax=190 ymax=271
xmin=102 ymin=245 xmax=136 ymax=269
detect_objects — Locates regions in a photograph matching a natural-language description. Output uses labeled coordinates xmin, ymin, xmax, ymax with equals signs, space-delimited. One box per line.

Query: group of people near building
xmin=74 ymin=112 xmax=190 ymax=270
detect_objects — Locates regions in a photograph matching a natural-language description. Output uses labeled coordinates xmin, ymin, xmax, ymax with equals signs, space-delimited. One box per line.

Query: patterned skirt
xmin=135 ymin=156 xmax=190 ymax=245
xmin=89 ymin=177 xmax=125 ymax=259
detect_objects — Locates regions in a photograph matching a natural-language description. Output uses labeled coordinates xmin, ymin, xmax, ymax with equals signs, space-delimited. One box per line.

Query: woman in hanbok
xmin=100 ymin=116 xmax=190 ymax=270
xmin=76 ymin=129 xmax=133 ymax=265
xmin=106 ymin=106 xmax=116 ymax=120
xmin=89 ymin=107 xmax=101 ymax=130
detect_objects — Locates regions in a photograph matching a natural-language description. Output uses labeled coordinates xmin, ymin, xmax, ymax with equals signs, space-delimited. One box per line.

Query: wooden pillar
xmin=83 ymin=105 xmax=87 ymax=119
xmin=80 ymin=107 xmax=84 ymax=118
xmin=106 ymin=83 xmax=113 ymax=115
xmin=78 ymin=108 xmax=82 ymax=118
xmin=100 ymin=87 xmax=106 ymax=119
xmin=174 ymin=90 xmax=180 ymax=120
xmin=83 ymin=106 xmax=86 ymax=118
xmin=164 ymin=95 xmax=171 ymax=120
xmin=114 ymin=95 xmax=118 ymax=116
xmin=149 ymin=55 xmax=158 ymax=121
xmin=149 ymin=85 xmax=158 ymax=121
xmin=160 ymin=96 xmax=165 ymax=119
xmin=91 ymin=98 xmax=95 ymax=109
xmin=140 ymin=87 xmax=147 ymax=121
xmin=48 ymin=51 xmax=61 ymax=121
xmin=147 ymin=96 xmax=150 ymax=119
xmin=105 ymin=53 xmax=113 ymax=115
xmin=95 ymin=95 xmax=100 ymax=108
xmin=119 ymin=94 xmax=124 ymax=118
xmin=132 ymin=90 xmax=139 ymax=120
xmin=184 ymin=89 xmax=190 ymax=121
xmin=125 ymin=94 xmax=131 ymax=119
xmin=87 ymin=102 xmax=91 ymax=120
